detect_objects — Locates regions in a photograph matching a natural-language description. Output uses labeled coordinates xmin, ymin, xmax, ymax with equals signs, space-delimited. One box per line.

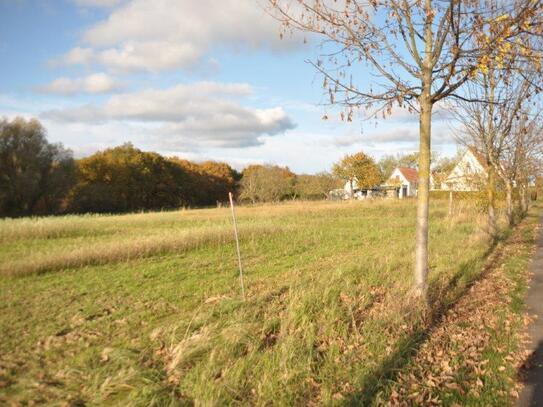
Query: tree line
xmin=2 ymin=117 xmax=477 ymax=218
xmin=0 ymin=117 xmax=244 ymax=217
xmin=0 ymin=117 xmax=347 ymax=217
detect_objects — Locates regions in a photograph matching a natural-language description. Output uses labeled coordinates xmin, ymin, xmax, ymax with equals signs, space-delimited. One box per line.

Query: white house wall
xmin=343 ymin=178 xmax=359 ymax=193
xmin=388 ymin=169 xmax=416 ymax=197
xmin=442 ymin=150 xmax=486 ymax=191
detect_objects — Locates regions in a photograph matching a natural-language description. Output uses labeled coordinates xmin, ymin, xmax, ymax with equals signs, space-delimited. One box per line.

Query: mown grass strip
xmin=0 ymin=225 xmax=286 ymax=277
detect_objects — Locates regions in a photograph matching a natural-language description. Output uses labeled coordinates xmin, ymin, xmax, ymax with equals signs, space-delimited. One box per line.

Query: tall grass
xmin=0 ymin=224 xmax=286 ymax=277
xmin=0 ymin=199 xmax=510 ymax=406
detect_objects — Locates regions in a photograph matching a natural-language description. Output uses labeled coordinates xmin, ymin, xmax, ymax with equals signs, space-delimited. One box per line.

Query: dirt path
xmin=518 ymin=216 xmax=543 ymax=407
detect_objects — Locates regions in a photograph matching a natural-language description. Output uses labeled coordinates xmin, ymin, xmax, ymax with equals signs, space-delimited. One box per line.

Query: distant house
xmin=383 ymin=167 xmax=420 ymax=198
xmin=441 ymin=147 xmax=487 ymax=191
xmin=334 ymin=166 xmax=438 ymax=200
xmin=381 ymin=167 xmax=438 ymax=198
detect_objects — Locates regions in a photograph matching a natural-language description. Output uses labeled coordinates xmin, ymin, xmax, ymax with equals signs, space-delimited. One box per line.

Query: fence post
xmin=229 ymin=192 xmax=246 ymax=300
xmin=448 ymin=190 xmax=453 ymax=216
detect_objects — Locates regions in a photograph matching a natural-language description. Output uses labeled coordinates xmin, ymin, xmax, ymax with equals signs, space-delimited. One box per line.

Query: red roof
xmin=398 ymin=167 xmax=418 ymax=183
xmin=467 ymin=146 xmax=488 ymax=169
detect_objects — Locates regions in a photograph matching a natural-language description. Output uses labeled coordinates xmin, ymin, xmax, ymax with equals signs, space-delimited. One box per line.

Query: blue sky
xmin=0 ymin=0 xmax=458 ymax=173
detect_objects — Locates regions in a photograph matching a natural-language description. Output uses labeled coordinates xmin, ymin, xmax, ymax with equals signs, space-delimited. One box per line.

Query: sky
xmin=0 ymin=0 xmax=459 ymax=174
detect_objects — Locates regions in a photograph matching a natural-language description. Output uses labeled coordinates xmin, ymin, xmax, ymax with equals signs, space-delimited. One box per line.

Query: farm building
xmin=340 ymin=178 xmax=380 ymax=199
xmin=441 ymin=147 xmax=487 ymax=191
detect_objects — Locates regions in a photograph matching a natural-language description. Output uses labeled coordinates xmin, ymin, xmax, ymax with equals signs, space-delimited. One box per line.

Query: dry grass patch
xmin=0 ymin=224 xmax=285 ymax=277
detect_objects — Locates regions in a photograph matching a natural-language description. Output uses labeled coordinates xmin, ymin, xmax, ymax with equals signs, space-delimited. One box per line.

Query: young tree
xmin=397 ymin=152 xmax=420 ymax=170
xmin=268 ymin=0 xmax=542 ymax=299
xmin=503 ymin=112 xmax=543 ymax=217
xmin=377 ymin=155 xmax=399 ymax=181
xmin=433 ymin=152 xmax=461 ymax=177
xmin=239 ymin=165 xmax=262 ymax=204
xmin=453 ymin=65 xmax=535 ymax=233
xmin=239 ymin=165 xmax=296 ymax=203
xmin=332 ymin=152 xmax=381 ymax=196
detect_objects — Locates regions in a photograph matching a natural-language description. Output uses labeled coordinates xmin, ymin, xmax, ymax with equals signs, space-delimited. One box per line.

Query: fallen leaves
xmin=379 ymin=214 xmax=538 ymax=405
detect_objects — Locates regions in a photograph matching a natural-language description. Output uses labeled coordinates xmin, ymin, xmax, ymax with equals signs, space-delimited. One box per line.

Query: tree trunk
xmin=505 ymin=180 xmax=514 ymax=226
xmin=520 ymin=182 xmax=528 ymax=214
xmin=487 ymin=165 xmax=498 ymax=238
xmin=415 ymin=94 xmax=432 ymax=300
xmin=524 ymin=182 xmax=529 ymax=212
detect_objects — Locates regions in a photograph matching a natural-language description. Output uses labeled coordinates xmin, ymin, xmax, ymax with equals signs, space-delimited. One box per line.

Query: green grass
xmin=0 ymin=199 xmax=508 ymax=405
xmin=371 ymin=204 xmax=541 ymax=406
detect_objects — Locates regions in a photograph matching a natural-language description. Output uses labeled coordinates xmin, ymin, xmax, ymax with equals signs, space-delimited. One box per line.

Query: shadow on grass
xmin=341 ymin=219 xmax=526 ymax=406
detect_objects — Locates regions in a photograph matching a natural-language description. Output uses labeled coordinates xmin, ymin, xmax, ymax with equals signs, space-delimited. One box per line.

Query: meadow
xmin=0 ymin=199 xmax=522 ymax=405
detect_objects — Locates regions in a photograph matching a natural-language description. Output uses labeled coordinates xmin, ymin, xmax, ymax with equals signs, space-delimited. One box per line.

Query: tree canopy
xmin=67 ymin=143 xmax=187 ymax=213
xmin=294 ymin=173 xmax=342 ymax=200
xmin=239 ymin=165 xmax=296 ymax=203
xmin=332 ymin=152 xmax=382 ymax=189
xmin=0 ymin=117 xmax=75 ymax=217
xmin=171 ymin=158 xmax=237 ymax=207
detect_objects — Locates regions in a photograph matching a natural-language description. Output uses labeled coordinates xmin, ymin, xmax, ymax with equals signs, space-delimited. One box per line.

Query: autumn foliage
xmin=65 ymin=144 xmax=240 ymax=214
xmin=332 ymin=152 xmax=382 ymax=189
xmin=0 ymin=117 xmax=345 ymax=217
xmin=67 ymin=144 xmax=187 ymax=213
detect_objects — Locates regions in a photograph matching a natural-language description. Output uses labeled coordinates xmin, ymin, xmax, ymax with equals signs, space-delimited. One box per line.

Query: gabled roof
xmin=397 ymin=167 xmax=418 ymax=183
xmin=467 ymin=146 xmax=488 ymax=170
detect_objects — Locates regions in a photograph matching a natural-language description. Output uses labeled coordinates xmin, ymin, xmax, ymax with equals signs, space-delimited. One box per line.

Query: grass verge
xmin=375 ymin=204 xmax=541 ymax=406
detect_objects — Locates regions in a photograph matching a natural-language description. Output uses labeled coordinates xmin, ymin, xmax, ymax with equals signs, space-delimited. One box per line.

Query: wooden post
xmin=229 ymin=192 xmax=245 ymax=300
xmin=448 ymin=190 xmax=453 ymax=216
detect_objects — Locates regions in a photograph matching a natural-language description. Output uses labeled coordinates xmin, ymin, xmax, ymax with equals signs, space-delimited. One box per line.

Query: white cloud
xmin=58 ymin=0 xmax=302 ymax=72
xmin=54 ymin=42 xmax=201 ymax=73
xmin=329 ymin=126 xmax=454 ymax=147
xmin=365 ymin=102 xmax=453 ymax=123
xmin=155 ymin=107 xmax=294 ymax=149
xmin=37 ymin=73 xmax=122 ymax=95
xmin=97 ymin=42 xmax=200 ymax=72
xmin=41 ymin=81 xmax=295 ymax=149
xmin=363 ymin=128 xmax=420 ymax=144
xmin=72 ymin=0 xmax=125 ymax=7
xmin=52 ymin=47 xmax=94 ymax=65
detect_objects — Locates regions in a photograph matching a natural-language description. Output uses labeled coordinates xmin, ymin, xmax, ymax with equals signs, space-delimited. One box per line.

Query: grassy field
xmin=0 ymin=199 xmax=520 ymax=405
